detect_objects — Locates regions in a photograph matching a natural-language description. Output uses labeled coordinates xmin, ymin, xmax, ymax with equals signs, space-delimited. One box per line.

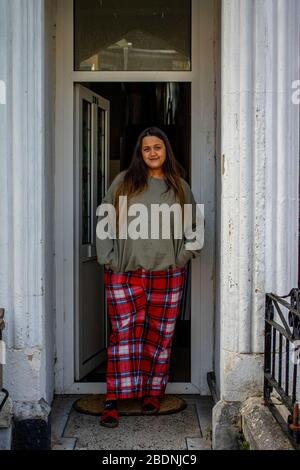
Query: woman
xmin=96 ymin=127 xmax=204 ymax=428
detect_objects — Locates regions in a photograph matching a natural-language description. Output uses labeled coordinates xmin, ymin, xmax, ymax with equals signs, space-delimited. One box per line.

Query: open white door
xmin=74 ymin=84 xmax=110 ymax=380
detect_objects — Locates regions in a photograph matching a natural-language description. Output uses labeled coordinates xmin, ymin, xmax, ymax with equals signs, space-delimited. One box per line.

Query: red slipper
xmin=100 ymin=408 xmax=119 ymax=428
xmin=142 ymin=396 xmax=160 ymax=415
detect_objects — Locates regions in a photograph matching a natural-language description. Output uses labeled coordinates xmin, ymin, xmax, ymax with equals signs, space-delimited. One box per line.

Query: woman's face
xmin=141 ymin=135 xmax=167 ymax=175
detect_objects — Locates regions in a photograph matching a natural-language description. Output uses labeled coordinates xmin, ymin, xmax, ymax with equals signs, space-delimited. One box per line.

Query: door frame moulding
xmin=74 ymin=84 xmax=110 ymax=380
xmin=54 ymin=0 xmax=216 ymax=394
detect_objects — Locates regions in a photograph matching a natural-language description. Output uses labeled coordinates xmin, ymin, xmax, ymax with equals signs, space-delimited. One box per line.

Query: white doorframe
xmin=55 ymin=0 xmax=217 ymax=394
xmin=74 ymin=84 xmax=110 ymax=381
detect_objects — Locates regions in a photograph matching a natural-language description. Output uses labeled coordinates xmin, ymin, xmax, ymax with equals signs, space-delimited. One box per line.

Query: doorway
xmin=55 ymin=0 xmax=217 ymax=395
xmin=74 ymin=82 xmax=192 ymax=384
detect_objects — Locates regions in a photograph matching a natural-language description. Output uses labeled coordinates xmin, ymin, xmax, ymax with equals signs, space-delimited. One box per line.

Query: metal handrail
xmin=264 ymin=289 xmax=300 ymax=448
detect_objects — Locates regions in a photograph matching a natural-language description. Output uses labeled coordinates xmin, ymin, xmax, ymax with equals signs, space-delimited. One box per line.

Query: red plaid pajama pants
xmin=104 ymin=265 xmax=187 ymax=400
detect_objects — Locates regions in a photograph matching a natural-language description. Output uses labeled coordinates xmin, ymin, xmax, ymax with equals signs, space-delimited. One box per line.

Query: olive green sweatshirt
xmin=96 ymin=170 xmax=204 ymax=272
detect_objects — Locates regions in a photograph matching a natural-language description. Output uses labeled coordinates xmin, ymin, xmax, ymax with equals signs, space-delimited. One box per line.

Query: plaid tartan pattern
xmin=104 ymin=265 xmax=187 ymax=400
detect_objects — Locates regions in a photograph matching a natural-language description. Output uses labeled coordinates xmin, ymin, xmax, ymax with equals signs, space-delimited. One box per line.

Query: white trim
xmin=74 ymin=84 xmax=110 ymax=379
xmin=55 ymin=0 xmax=75 ymax=393
xmin=55 ymin=0 xmax=217 ymax=395
xmin=69 ymin=72 xmax=196 ymax=82
xmin=64 ymin=382 xmax=200 ymax=395
xmin=190 ymin=0 xmax=216 ymax=395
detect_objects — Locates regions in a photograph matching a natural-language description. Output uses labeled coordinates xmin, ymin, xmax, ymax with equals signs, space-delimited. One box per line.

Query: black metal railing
xmin=264 ymin=289 xmax=300 ymax=448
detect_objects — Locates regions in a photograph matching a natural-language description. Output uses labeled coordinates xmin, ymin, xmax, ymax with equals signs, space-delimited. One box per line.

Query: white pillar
xmin=0 ymin=0 xmax=53 ymax=413
xmin=220 ymin=0 xmax=299 ymax=402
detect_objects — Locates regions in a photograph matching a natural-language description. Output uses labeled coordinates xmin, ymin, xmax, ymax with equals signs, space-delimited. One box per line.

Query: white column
xmin=0 ymin=0 xmax=51 ymax=407
xmin=220 ymin=0 xmax=299 ymax=401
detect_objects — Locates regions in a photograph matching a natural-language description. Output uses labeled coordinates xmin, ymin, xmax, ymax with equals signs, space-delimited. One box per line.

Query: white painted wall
xmin=214 ymin=0 xmax=222 ymax=397
xmin=0 ymin=1 xmax=9 ymax=387
xmin=0 ymin=0 xmax=56 ymax=413
xmin=220 ymin=0 xmax=299 ymax=401
xmin=44 ymin=0 xmax=56 ymax=405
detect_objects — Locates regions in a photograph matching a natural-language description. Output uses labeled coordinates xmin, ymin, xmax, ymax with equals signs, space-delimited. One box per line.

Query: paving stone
xmin=186 ymin=437 xmax=211 ymax=450
xmin=50 ymin=395 xmax=79 ymax=448
xmin=51 ymin=395 xmax=213 ymax=451
xmin=52 ymin=437 xmax=76 ymax=450
xmin=68 ymin=406 xmax=199 ymax=450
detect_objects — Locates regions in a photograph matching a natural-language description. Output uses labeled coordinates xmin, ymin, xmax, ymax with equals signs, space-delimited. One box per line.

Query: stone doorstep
xmin=240 ymin=397 xmax=295 ymax=450
xmin=51 ymin=394 xmax=213 ymax=450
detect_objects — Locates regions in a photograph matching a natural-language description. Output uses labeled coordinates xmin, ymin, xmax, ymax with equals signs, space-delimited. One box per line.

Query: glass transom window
xmin=74 ymin=0 xmax=191 ymax=71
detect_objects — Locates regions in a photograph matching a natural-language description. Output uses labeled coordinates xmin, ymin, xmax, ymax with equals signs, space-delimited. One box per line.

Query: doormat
xmin=73 ymin=394 xmax=187 ymax=416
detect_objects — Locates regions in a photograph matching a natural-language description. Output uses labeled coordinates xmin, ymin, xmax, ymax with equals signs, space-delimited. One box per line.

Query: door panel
xmin=75 ymin=84 xmax=110 ymax=380
xmin=81 ymin=260 xmax=105 ymax=362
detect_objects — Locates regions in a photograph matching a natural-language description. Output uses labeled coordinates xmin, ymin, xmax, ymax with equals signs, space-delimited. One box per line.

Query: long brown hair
xmin=113 ymin=127 xmax=187 ymax=233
